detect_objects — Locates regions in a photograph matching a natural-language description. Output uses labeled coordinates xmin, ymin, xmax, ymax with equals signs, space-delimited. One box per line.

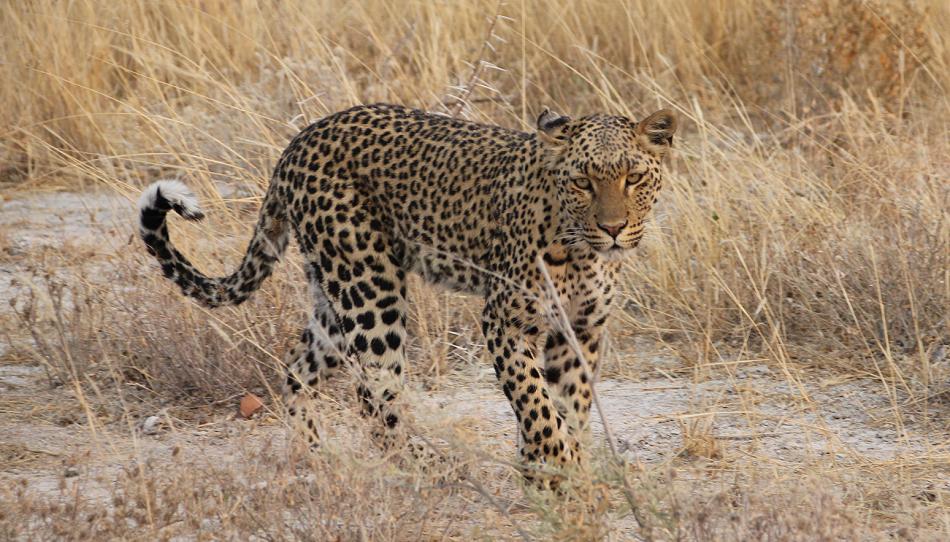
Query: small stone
xmin=142 ymin=415 xmax=161 ymax=435
xmin=239 ymin=393 xmax=264 ymax=419
xmin=64 ymin=466 xmax=79 ymax=478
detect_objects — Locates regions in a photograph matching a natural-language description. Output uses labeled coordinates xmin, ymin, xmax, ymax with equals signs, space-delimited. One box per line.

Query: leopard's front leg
xmin=482 ymin=297 xmax=580 ymax=473
xmin=543 ymin=326 xmax=602 ymax=440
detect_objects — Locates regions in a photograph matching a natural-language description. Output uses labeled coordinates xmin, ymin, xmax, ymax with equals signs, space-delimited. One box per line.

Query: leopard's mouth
xmin=582 ymin=222 xmax=644 ymax=254
xmin=591 ymin=236 xmax=641 ymax=258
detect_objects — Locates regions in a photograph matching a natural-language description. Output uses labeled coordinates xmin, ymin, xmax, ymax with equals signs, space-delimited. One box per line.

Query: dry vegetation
xmin=1 ymin=0 xmax=948 ymax=539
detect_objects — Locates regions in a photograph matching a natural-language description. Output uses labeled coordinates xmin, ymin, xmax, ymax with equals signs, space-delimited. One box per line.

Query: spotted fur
xmin=138 ymin=103 xmax=676 ymax=472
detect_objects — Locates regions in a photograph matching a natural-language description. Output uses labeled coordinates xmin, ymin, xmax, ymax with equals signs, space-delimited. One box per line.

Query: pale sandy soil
xmin=1 ymin=189 xmax=947 ymax=529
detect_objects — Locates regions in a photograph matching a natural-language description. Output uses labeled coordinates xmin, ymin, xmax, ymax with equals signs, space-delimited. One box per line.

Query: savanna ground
xmin=0 ymin=0 xmax=948 ymax=539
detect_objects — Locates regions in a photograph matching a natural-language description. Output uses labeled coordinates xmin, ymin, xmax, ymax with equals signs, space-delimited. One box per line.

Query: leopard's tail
xmin=138 ymin=179 xmax=289 ymax=308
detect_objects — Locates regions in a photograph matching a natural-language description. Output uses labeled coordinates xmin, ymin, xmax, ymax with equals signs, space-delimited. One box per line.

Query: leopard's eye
xmin=625 ymin=173 xmax=646 ymax=190
xmin=571 ymin=177 xmax=592 ymax=191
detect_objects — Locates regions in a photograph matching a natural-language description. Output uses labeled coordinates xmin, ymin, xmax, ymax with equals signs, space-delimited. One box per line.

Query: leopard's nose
xmin=597 ymin=220 xmax=627 ymax=238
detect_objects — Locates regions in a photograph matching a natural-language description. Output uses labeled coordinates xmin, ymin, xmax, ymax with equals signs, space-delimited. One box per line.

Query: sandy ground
xmin=1 ymin=189 xmax=947 ymax=511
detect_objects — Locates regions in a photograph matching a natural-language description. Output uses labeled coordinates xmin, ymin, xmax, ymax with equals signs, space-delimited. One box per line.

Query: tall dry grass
xmin=1 ymin=0 xmax=949 ymax=539
xmin=5 ymin=0 xmax=945 ymax=391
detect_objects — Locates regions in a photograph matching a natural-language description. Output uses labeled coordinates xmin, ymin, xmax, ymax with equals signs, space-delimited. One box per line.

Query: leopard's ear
xmin=537 ymin=108 xmax=571 ymax=146
xmin=636 ymin=109 xmax=677 ymax=158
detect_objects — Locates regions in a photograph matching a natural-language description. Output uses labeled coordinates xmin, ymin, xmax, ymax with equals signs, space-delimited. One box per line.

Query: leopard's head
xmin=538 ymin=107 xmax=677 ymax=256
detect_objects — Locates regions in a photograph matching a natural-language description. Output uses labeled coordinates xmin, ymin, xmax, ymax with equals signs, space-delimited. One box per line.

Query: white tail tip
xmin=138 ymin=180 xmax=204 ymax=220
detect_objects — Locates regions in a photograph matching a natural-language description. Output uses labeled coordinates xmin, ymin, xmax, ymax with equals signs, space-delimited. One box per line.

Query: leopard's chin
xmin=597 ymin=246 xmax=631 ymax=261
xmin=589 ymin=235 xmax=642 ymax=259
xmin=586 ymin=242 xmax=631 ymax=259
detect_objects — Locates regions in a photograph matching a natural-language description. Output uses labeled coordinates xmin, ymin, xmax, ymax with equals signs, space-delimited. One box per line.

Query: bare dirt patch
xmin=2 ymin=189 xmax=947 ymax=539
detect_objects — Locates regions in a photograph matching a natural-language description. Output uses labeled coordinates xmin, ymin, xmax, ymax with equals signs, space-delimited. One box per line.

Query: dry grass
xmin=1 ymin=0 xmax=949 ymax=539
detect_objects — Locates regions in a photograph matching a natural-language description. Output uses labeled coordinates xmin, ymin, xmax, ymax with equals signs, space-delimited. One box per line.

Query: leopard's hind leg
xmin=284 ymin=267 xmax=346 ymax=447
xmin=298 ymin=186 xmax=413 ymax=452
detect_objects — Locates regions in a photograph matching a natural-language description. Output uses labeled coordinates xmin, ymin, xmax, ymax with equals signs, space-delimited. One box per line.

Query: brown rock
xmin=239 ymin=393 xmax=264 ymax=419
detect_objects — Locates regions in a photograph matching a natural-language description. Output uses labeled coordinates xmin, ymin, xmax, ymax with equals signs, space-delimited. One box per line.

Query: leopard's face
xmin=538 ymin=109 xmax=677 ymax=256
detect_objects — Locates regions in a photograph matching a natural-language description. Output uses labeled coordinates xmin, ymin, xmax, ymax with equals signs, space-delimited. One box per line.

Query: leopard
xmin=138 ymin=103 xmax=676 ymax=474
